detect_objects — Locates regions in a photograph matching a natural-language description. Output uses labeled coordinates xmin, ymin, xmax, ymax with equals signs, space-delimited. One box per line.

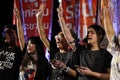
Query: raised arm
xmin=57 ymin=4 xmax=75 ymax=49
xmin=36 ymin=3 xmax=50 ymax=51
xmin=14 ymin=6 xmax=25 ymax=51
xmin=101 ymin=5 xmax=115 ymax=46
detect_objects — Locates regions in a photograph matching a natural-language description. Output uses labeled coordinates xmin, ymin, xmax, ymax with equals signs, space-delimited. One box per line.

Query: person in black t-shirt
xmin=0 ymin=27 xmax=23 ymax=80
xmin=57 ymin=4 xmax=112 ymax=80
xmin=36 ymin=3 xmax=79 ymax=80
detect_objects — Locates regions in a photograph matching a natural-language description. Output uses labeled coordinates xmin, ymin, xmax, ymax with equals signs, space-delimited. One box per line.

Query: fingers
xmin=76 ymin=68 xmax=84 ymax=75
xmin=39 ymin=3 xmax=45 ymax=12
xmin=50 ymin=60 xmax=65 ymax=69
xmin=57 ymin=5 xmax=63 ymax=18
xmin=36 ymin=3 xmax=46 ymax=18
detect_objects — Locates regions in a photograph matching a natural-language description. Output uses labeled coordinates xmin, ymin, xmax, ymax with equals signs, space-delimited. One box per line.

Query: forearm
xmin=63 ymin=66 xmax=77 ymax=77
xmin=59 ymin=17 xmax=75 ymax=49
xmin=36 ymin=16 xmax=50 ymax=51
xmin=103 ymin=7 xmax=115 ymax=43
xmin=36 ymin=17 xmax=46 ymax=39
xmin=89 ymin=71 xmax=110 ymax=80
xmin=16 ymin=16 xmax=25 ymax=50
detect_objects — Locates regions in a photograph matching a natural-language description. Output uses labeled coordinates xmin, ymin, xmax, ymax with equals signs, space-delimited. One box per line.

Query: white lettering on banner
xmin=0 ymin=50 xmax=15 ymax=70
xmin=25 ymin=23 xmax=37 ymax=30
xmin=25 ymin=22 xmax=49 ymax=30
xmin=64 ymin=1 xmax=94 ymax=23
xmin=43 ymin=8 xmax=49 ymax=16
xmin=82 ymin=2 xmax=93 ymax=17
xmin=66 ymin=5 xmax=73 ymax=19
xmin=82 ymin=3 xmax=89 ymax=17
xmin=43 ymin=23 xmax=49 ymax=29
xmin=24 ymin=8 xmax=49 ymax=18
xmin=25 ymin=9 xmax=37 ymax=18
xmin=66 ymin=4 xmax=80 ymax=19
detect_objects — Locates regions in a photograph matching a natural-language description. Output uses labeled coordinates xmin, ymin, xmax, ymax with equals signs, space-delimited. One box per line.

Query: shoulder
xmin=100 ymin=49 xmax=112 ymax=58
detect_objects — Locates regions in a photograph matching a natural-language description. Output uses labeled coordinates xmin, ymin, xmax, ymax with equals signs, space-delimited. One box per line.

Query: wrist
xmin=63 ymin=66 xmax=70 ymax=72
xmin=59 ymin=17 xmax=64 ymax=19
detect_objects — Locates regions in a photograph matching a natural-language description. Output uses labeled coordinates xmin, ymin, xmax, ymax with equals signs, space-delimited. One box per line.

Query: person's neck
xmin=30 ymin=53 xmax=38 ymax=62
xmin=91 ymin=44 xmax=100 ymax=51
xmin=60 ymin=49 xmax=67 ymax=53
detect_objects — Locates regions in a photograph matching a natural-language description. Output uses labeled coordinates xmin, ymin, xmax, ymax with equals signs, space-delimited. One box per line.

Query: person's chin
xmin=28 ymin=51 xmax=32 ymax=54
xmin=4 ymin=42 xmax=10 ymax=47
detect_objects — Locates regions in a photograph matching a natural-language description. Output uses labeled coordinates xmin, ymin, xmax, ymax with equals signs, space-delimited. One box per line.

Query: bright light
xmin=58 ymin=0 xmax=62 ymax=3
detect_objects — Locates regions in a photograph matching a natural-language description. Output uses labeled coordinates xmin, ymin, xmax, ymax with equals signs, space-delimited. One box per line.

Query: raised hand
xmin=57 ymin=4 xmax=63 ymax=18
xmin=36 ymin=3 xmax=45 ymax=18
xmin=13 ymin=4 xmax=20 ymax=18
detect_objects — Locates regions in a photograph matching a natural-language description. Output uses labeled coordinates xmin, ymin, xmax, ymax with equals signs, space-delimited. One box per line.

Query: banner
xmin=61 ymin=0 xmax=97 ymax=40
xmin=13 ymin=0 xmax=54 ymax=41
xmin=79 ymin=0 xmax=97 ymax=39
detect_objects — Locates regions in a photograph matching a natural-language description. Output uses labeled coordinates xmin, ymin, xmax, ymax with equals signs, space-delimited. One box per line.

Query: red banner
xmin=13 ymin=0 xmax=54 ymax=40
xmin=61 ymin=0 xmax=97 ymax=40
xmin=79 ymin=0 xmax=97 ymax=39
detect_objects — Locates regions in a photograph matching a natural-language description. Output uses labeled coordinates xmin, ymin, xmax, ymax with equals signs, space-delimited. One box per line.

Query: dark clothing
xmin=75 ymin=44 xmax=112 ymax=80
xmin=34 ymin=59 xmax=52 ymax=80
xmin=0 ymin=47 xmax=23 ymax=80
xmin=19 ymin=43 xmax=52 ymax=80
xmin=50 ymin=52 xmax=78 ymax=80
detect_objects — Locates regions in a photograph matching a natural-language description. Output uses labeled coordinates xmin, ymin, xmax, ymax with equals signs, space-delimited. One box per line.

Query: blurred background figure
xmin=0 ymin=25 xmax=23 ymax=80
xmin=100 ymin=3 xmax=120 ymax=80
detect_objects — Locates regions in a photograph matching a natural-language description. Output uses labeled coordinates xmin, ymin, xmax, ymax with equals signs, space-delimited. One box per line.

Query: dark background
xmin=0 ymin=0 xmax=60 ymax=41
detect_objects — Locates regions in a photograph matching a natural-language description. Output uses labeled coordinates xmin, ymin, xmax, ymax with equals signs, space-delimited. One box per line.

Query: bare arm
xmin=14 ymin=6 xmax=25 ymax=51
xmin=57 ymin=4 xmax=75 ymax=49
xmin=36 ymin=3 xmax=50 ymax=51
xmin=101 ymin=5 xmax=115 ymax=46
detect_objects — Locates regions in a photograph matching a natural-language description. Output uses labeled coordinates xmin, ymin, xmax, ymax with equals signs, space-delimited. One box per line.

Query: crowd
xmin=0 ymin=2 xmax=120 ymax=80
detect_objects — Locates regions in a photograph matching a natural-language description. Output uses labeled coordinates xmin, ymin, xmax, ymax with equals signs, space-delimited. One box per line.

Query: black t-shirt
xmin=50 ymin=51 xmax=78 ymax=80
xmin=0 ymin=47 xmax=23 ymax=80
xmin=75 ymin=44 xmax=112 ymax=80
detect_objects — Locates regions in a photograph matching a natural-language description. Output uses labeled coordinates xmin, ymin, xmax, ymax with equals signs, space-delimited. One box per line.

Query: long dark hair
xmin=20 ymin=36 xmax=48 ymax=71
xmin=87 ymin=24 xmax=105 ymax=49
xmin=3 ymin=29 xmax=17 ymax=48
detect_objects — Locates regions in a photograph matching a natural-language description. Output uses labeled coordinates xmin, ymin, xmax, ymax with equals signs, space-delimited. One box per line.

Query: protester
xmin=36 ymin=3 xmax=79 ymax=80
xmin=0 ymin=26 xmax=23 ymax=80
xmin=57 ymin=4 xmax=112 ymax=80
xmin=100 ymin=4 xmax=120 ymax=80
xmin=14 ymin=4 xmax=51 ymax=80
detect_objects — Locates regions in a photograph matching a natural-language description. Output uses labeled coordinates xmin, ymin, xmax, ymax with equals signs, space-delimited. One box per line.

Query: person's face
xmin=87 ymin=28 xmax=97 ymax=44
xmin=55 ymin=34 xmax=68 ymax=49
xmin=27 ymin=40 xmax=36 ymax=54
xmin=4 ymin=33 xmax=10 ymax=44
